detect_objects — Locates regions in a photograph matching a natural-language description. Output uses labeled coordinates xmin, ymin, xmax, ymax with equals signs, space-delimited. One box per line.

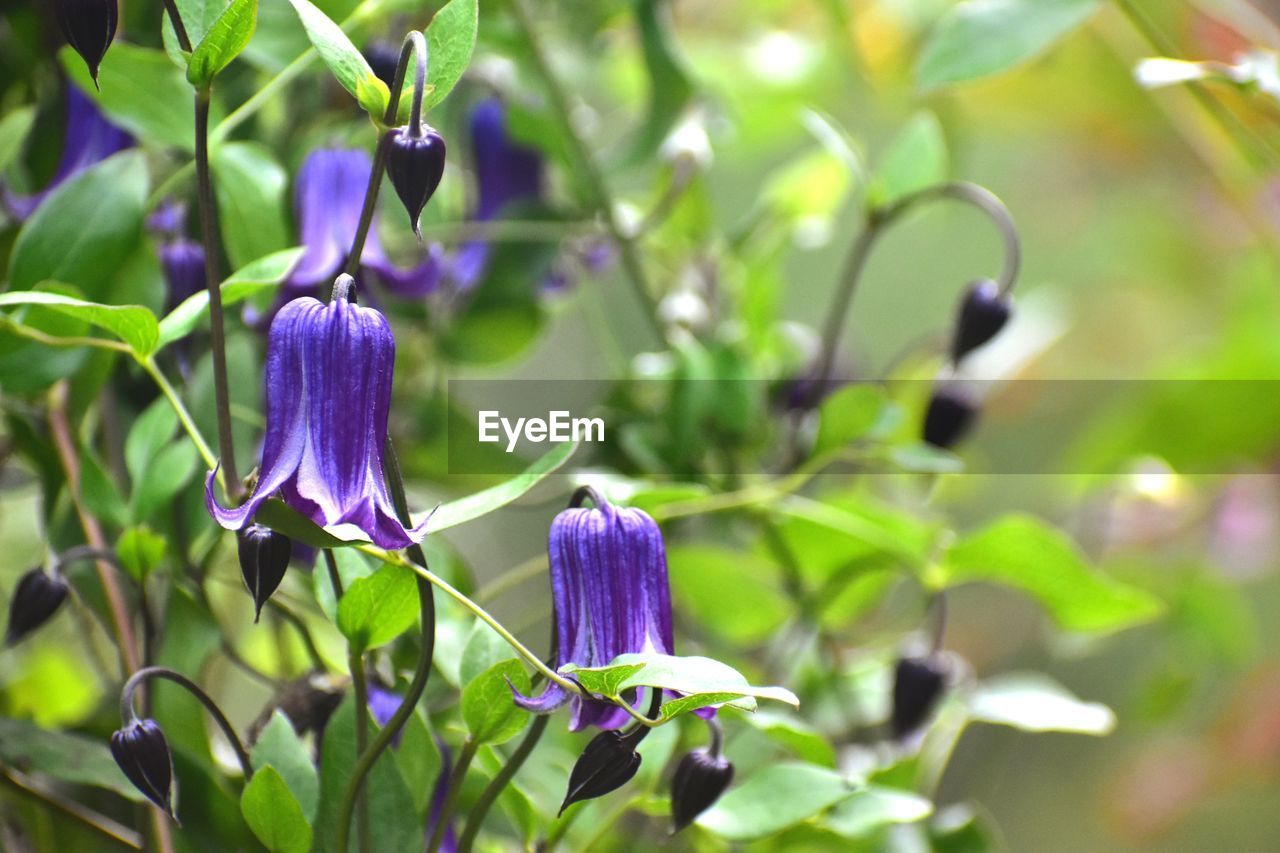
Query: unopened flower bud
xmin=159 ymin=238 xmax=206 ymax=310
xmin=560 ymin=729 xmax=642 ymax=814
xmin=386 ymin=126 xmax=446 ymax=236
xmin=237 ymin=525 xmax=292 ymax=622
xmin=5 ymin=567 xmax=69 ymax=646
xmin=110 ymin=718 xmax=176 ymax=817
xmin=56 ymin=0 xmax=118 ymax=86
xmin=891 ymin=655 xmax=949 ymax=739
xmin=670 ymin=748 xmax=733 ymax=833
xmin=922 ymin=388 xmax=977 ymax=450
xmin=951 ymin=279 xmax=1011 ymax=362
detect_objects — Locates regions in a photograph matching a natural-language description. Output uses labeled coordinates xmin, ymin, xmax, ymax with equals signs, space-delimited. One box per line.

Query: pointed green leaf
xmin=187 ymin=0 xmax=259 ymax=86
xmin=461 ymin=659 xmax=531 ymax=745
xmin=336 ymin=564 xmax=419 ymax=653
xmin=867 ymin=112 xmax=948 ymax=209
xmin=241 ymin=765 xmax=312 ymax=853
xmin=420 ymin=0 xmax=477 ymax=113
xmin=698 ymin=762 xmax=859 ymax=840
xmin=0 ymin=291 xmax=159 ymax=356
xmin=427 ymin=441 xmax=576 ymax=532
xmin=286 ymin=0 xmax=388 ymax=117
xmin=61 ymin=45 xmax=194 ymax=150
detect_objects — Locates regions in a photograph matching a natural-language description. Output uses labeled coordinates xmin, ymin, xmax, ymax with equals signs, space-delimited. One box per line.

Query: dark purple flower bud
xmin=951 ymin=279 xmax=1011 ymax=362
xmin=110 ymin=718 xmax=175 ymax=817
xmin=362 ymin=41 xmax=400 ymax=89
xmin=3 ymin=88 xmax=130 ymax=220
xmin=159 ymin=238 xmax=205 ymax=311
xmin=5 ymin=567 xmax=69 ymax=646
xmin=560 ymin=730 xmax=643 ymax=815
xmin=891 ymin=655 xmax=949 ymax=739
xmin=206 ymin=282 xmax=428 ymax=549
xmin=55 ymin=0 xmax=118 ymax=85
xmin=512 ymin=489 xmax=675 ymax=731
xmin=922 ymin=388 xmax=977 ymax=450
xmin=670 ymin=749 xmax=733 ymax=833
xmin=237 ymin=524 xmax=292 ymax=622
xmin=285 ymin=148 xmax=442 ymax=300
xmin=385 ymin=126 xmax=446 ymax=237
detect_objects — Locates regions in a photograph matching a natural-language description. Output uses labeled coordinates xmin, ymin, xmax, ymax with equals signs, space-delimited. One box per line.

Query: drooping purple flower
xmin=512 ymin=487 xmax=675 ymax=731
xmin=3 ymin=87 xmax=131 ymax=220
xmin=449 ymin=98 xmax=546 ymax=292
xmin=159 ymin=238 xmax=206 ymax=310
xmin=205 ymin=278 xmax=428 ymax=549
xmin=286 ymin=148 xmax=442 ymax=299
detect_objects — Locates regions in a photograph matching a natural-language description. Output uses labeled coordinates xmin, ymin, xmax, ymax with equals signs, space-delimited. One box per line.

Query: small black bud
xmin=55 ymin=0 xmax=118 ymax=86
xmin=5 ymin=567 xmax=69 ymax=646
xmin=385 ymin=126 xmax=446 ymax=236
xmin=922 ymin=388 xmax=977 ymax=450
xmin=670 ymin=749 xmax=733 ymax=833
xmin=951 ymin=279 xmax=1011 ymax=362
xmin=237 ymin=525 xmax=292 ymax=622
xmin=363 ymin=40 xmax=400 ymax=89
xmin=891 ymin=655 xmax=949 ymax=739
xmin=560 ymin=730 xmax=642 ymax=815
xmin=110 ymin=718 xmax=176 ymax=817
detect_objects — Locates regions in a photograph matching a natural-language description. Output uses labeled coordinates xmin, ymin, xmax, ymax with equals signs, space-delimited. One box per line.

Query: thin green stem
xmin=427 ymin=739 xmax=477 ymax=853
xmin=349 ymin=652 xmax=372 ymax=853
xmin=120 ymin=667 xmax=254 ymax=779
xmin=457 ymin=714 xmax=549 ymax=853
xmin=1 ymin=767 xmax=143 ymax=849
xmin=195 ymin=90 xmax=240 ymax=497
xmin=508 ymin=0 xmax=663 ymax=340
xmin=138 ymin=357 xmax=218 ymax=470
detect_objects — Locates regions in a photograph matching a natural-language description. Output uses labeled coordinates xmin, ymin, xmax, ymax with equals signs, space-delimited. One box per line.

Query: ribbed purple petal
xmin=4 ymin=87 xmax=131 ymax=219
xmin=512 ymin=499 xmax=675 ymax=731
xmin=206 ymin=295 xmax=425 ymax=548
xmin=286 ymin=150 xmax=364 ymax=289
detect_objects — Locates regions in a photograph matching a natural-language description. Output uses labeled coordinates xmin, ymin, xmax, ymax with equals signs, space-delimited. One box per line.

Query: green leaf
xmin=61 ymin=45 xmax=195 ymax=150
xmin=745 ymin=711 xmax=838 ymax=767
xmin=967 ymin=673 xmax=1116 ymax=734
xmin=393 ymin=711 xmax=441 ymax=813
xmin=0 ymin=292 xmax=159 ymax=356
xmin=241 ymin=765 xmax=312 ymax=853
xmin=562 ymin=653 xmax=799 ymax=719
xmin=177 ymin=0 xmax=231 ymax=46
xmin=116 ymin=526 xmax=168 ymax=580
xmin=461 ymin=659 xmax=531 ymax=745
xmin=420 ymin=0 xmax=478 ymax=113
xmin=917 ymin=0 xmax=1101 ymax=91
xmin=867 ymin=113 xmax=948 ymax=210
xmin=187 ymin=0 xmax=259 ymax=86
xmin=668 ymin=544 xmax=788 ymax=645
xmin=125 ymin=398 xmax=179 ymax=485
xmin=132 ymin=441 xmax=199 ymax=523
xmin=251 ymin=712 xmax=321 ymax=819
xmin=336 ymin=564 xmax=419 ymax=653
xmin=941 ymin=515 xmax=1163 ymax=633
xmin=698 ymin=762 xmax=859 ymax=840
xmin=428 ymin=441 xmax=576 ymax=532
xmin=286 ymin=0 xmax=389 ymax=117
xmin=0 ymin=717 xmax=146 ymax=801
xmin=313 ymin=698 xmax=418 ymax=853
xmin=157 ymin=247 xmax=302 ymax=348
xmin=824 ymin=787 xmax=933 ymax=839
xmin=813 ymin=384 xmax=890 ymax=458
xmin=460 ymin=619 xmax=514 ymax=685
xmin=9 ymin=150 xmax=148 ymax=296
xmin=212 ymin=142 xmax=291 ymax=271
xmin=0 ymin=106 xmax=36 ymax=174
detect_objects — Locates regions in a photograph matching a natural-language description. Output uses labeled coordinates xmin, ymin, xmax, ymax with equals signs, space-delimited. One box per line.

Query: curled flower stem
xmin=119 ymin=667 xmax=254 ymax=780
xmin=706 ymin=715 xmax=725 ymax=758
xmin=335 ymin=441 xmax=436 ymax=853
xmin=342 ymin=30 xmax=427 ymax=283
xmin=812 ymin=180 xmax=1021 ymax=404
xmin=508 ymin=0 xmax=664 ymax=341
xmin=457 ymin=711 xmax=550 ymax=853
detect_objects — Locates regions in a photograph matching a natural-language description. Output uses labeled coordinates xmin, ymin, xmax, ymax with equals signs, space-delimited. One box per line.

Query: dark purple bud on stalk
xmin=55 ymin=0 xmax=118 ymax=86
xmin=362 ymin=41 xmax=400 ymax=88
xmin=5 ymin=567 xmax=69 ymax=646
xmin=237 ymin=525 xmax=292 ymax=623
xmin=951 ymin=279 xmax=1011 ymax=362
xmin=110 ymin=718 xmax=176 ymax=817
xmin=559 ymin=729 xmax=643 ymax=815
xmin=922 ymin=388 xmax=977 ymax=450
xmin=159 ymin=238 xmax=206 ymax=311
xmin=670 ymin=749 xmax=733 ymax=833
xmin=386 ymin=126 xmax=446 ymax=237
xmin=891 ymin=655 xmax=949 ymax=739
